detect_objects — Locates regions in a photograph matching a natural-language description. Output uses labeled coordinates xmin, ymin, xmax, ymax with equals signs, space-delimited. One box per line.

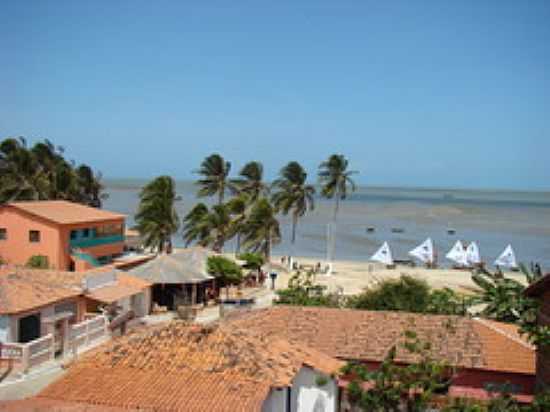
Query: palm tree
xmin=200 ymin=204 xmax=233 ymax=253
xmin=0 ymin=137 xmax=49 ymax=203
xmin=226 ymin=193 xmax=253 ymax=254
xmin=272 ymin=161 xmax=315 ymax=246
xmin=75 ymin=165 xmax=108 ymax=208
xmin=195 ymin=153 xmax=232 ymax=205
xmin=231 ymin=161 xmax=269 ymax=203
xmin=318 ymin=154 xmax=357 ymax=221
xmin=135 ymin=176 xmax=180 ymax=253
xmin=241 ymin=198 xmax=281 ymax=261
xmin=182 ymin=203 xmax=210 ymax=246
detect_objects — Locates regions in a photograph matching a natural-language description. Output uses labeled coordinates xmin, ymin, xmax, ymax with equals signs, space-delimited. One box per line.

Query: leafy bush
xmin=276 ymin=271 xmax=341 ymax=307
xmin=346 ymin=275 xmax=469 ymax=315
xmin=237 ymin=252 xmax=265 ymax=271
xmin=26 ymin=255 xmax=49 ymax=269
xmin=206 ymin=256 xmax=243 ymax=292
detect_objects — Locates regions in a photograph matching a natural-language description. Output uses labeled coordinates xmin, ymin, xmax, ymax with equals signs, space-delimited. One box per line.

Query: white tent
xmin=446 ymin=240 xmax=468 ymax=267
xmin=371 ymin=242 xmax=394 ymax=265
xmin=408 ymin=238 xmax=435 ymax=265
xmin=494 ymin=244 xmax=518 ymax=269
xmin=466 ymin=242 xmax=481 ymax=265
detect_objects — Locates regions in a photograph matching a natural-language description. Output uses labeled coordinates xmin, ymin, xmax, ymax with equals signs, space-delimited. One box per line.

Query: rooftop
xmin=228 ymin=306 xmax=535 ymax=375
xmin=0 ymin=267 xmax=150 ymax=314
xmin=36 ymin=322 xmax=342 ymax=411
xmin=5 ymin=200 xmax=125 ymax=225
xmin=128 ymin=247 xmax=214 ymax=284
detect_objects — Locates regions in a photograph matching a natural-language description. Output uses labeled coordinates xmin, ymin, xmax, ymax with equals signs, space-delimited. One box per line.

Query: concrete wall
xmin=5 ymin=297 xmax=83 ymax=343
xmin=0 ymin=207 xmax=63 ymax=269
xmin=262 ymin=367 xmax=338 ymax=412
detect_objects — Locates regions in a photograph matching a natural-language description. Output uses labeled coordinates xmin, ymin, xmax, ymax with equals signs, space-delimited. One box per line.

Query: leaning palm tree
xmin=226 ymin=193 xmax=250 ymax=254
xmin=241 ymin=198 xmax=281 ymax=261
xmin=318 ymin=154 xmax=357 ymax=221
xmin=135 ymin=176 xmax=180 ymax=253
xmin=231 ymin=161 xmax=269 ymax=204
xmin=200 ymin=204 xmax=233 ymax=253
xmin=195 ymin=153 xmax=232 ymax=205
xmin=0 ymin=137 xmax=49 ymax=203
xmin=272 ymin=161 xmax=315 ymax=246
xmin=182 ymin=203 xmax=210 ymax=246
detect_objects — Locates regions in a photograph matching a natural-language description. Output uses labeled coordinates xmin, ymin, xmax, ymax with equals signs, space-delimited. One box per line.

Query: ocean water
xmin=103 ymin=179 xmax=550 ymax=269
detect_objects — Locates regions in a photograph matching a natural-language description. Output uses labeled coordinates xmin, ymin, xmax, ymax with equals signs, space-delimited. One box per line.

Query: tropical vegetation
xmin=231 ymin=161 xmax=269 ymax=203
xmin=318 ymin=154 xmax=357 ymax=222
xmin=195 ymin=153 xmax=233 ymax=204
xmin=240 ymin=198 xmax=281 ymax=260
xmin=135 ymin=176 xmax=179 ymax=253
xmin=0 ymin=137 xmax=106 ymax=206
xmin=206 ymin=255 xmax=243 ymax=298
xmin=26 ymin=255 xmax=49 ymax=269
xmin=271 ymin=161 xmax=315 ymax=246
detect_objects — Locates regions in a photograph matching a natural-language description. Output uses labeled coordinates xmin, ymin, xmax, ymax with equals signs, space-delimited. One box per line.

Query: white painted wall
xmin=0 ymin=315 xmax=10 ymax=342
xmin=291 ymin=367 xmax=338 ymax=412
xmin=262 ymin=367 xmax=338 ymax=412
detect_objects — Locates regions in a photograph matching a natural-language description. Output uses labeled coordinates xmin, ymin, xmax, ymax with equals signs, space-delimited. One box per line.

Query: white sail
xmin=466 ymin=242 xmax=481 ymax=265
xmin=371 ymin=242 xmax=394 ymax=265
xmin=446 ymin=240 xmax=468 ymax=266
xmin=408 ymin=238 xmax=435 ymax=264
xmin=494 ymin=244 xmax=517 ymax=268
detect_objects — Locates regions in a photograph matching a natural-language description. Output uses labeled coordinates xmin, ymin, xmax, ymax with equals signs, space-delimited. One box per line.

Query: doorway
xmin=18 ymin=313 xmax=41 ymax=343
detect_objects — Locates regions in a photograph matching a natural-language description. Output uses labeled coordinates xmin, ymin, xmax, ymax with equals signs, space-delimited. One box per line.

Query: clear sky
xmin=1 ymin=1 xmax=549 ymax=190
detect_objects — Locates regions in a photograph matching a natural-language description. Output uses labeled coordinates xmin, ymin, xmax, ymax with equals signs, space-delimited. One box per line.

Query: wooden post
xmin=191 ymin=283 xmax=197 ymax=306
xmin=50 ymin=334 xmax=55 ymax=361
xmin=85 ymin=319 xmax=90 ymax=348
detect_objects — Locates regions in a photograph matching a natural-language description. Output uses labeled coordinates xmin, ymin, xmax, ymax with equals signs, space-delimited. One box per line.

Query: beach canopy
xmin=371 ymin=242 xmax=394 ymax=265
xmin=494 ymin=244 xmax=518 ymax=268
xmin=446 ymin=240 xmax=468 ymax=266
xmin=408 ymin=238 xmax=435 ymax=264
xmin=466 ymin=242 xmax=481 ymax=265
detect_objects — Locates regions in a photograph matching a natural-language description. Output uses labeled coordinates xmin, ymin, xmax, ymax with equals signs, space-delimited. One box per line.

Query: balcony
xmin=69 ymin=234 xmax=124 ymax=249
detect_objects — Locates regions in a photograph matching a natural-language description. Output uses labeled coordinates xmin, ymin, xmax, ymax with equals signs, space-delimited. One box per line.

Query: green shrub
xmin=237 ymin=252 xmax=265 ymax=271
xmin=207 ymin=256 xmax=243 ymax=290
xmin=275 ymin=271 xmax=341 ymax=307
xmin=26 ymin=255 xmax=49 ymax=269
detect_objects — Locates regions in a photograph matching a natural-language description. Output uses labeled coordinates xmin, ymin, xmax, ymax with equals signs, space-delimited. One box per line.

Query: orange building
xmin=0 ymin=200 xmax=126 ymax=271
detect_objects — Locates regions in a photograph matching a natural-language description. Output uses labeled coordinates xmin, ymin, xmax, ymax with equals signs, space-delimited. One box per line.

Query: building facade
xmin=525 ymin=274 xmax=550 ymax=390
xmin=0 ymin=200 xmax=125 ymax=271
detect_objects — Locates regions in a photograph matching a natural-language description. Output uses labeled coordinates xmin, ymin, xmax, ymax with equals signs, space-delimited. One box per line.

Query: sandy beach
xmin=264 ymin=255 xmax=527 ymax=296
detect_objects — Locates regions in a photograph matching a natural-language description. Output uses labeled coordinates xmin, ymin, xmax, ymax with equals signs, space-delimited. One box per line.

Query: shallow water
xmin=103 ymin=179 xmax=550 ymax=269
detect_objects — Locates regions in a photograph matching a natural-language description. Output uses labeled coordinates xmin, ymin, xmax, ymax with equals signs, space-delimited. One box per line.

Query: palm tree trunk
xmin=333 ymin=192 xmax=340 ymax=222
xmin=235 ymin=232 xmax=241 ymax=255
xmin=218 ymin=183 xmax=224 ymax=205
xmin=291 ymin=214 xmax=298 ymax=244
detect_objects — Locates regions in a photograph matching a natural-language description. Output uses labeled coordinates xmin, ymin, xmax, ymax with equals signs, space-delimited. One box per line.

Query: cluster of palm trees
xmin=180 ymin=153 xmax=357 ymax=260
xmin=0 ymin=137 xmax=106 ymax=207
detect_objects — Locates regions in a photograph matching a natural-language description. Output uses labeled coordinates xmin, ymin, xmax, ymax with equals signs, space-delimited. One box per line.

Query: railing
xmin=0 ymin=334 xmax=55 ymax=373
xmin=69 ymin=315 xmax=109 ymax=353
xmin=71 ymin=251 xmax=102 ymax=267
xmin=70 ymin=234 xmax=124 ymax=249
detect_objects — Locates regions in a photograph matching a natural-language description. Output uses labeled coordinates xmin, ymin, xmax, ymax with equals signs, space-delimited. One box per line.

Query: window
xmin=0 ymin=228 xmax=6 ymax=240
xmin=29 ymin=230 xmax=41 ymax=243
xmin=70 ymin=230 xmax=78 ymax=240
xmin=83 ymin=228 xmax=90 ymax=237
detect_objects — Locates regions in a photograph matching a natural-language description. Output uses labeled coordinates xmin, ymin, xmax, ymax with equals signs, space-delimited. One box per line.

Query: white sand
xmin=266 ymin=255 xmax=527 ymax=296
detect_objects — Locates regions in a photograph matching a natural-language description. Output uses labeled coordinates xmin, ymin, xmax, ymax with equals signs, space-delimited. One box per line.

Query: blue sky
xmin=1 ymin=1 xmax=549 ymax=190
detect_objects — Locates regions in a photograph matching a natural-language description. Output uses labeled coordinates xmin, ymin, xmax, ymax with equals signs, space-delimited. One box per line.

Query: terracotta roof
xmin=6 ymin=200 xmax=125 ymax=225
xmin=85 ymin=273 xmax=150 ymax=304
xmin=38 ymin=322 xmax=342 ymax=411
xmin=0 ymin=398 xmax=133 ymax=411
xmin=524 ymin=273 xmax=550 ymax=297
xmin=0 ymin=269 xmax=81 ymax=314
xmin=0 ymin=267 xmax=150 ymax=314
xmin=228 ymin=306 xmax=535 ymax=375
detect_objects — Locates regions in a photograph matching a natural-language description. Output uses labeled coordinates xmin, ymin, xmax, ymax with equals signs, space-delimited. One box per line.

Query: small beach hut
xmin=494 ymin=244 xmax=518 ymax=269
xmin=466 ymin=241 xmax=481 ymax=266
xmin=408 ymin=238 xmax=436 ymax=267
xmin=446 ymin=240 xmax=468 ymax=267
xmin=371 ymin=242 xmax=394 ymax=266
xmin=127 ymin=247 xmax=215 ymax=310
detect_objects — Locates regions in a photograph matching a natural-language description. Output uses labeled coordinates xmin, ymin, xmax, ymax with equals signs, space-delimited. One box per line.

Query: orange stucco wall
xmin=0 ymin=206 xmax=124 ymax=271
xmin=0 ymin=207 xmax=64 ymax=269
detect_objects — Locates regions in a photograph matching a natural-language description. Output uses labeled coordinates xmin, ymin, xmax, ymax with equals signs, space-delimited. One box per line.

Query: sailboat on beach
xmin=408 ymin=238 xmax=436 ymax=267
xmin=466 ymin=241 xmax=481 ymax=266
xmin=494 ymin=244 xmax=518 ymax=269
xmin=445 ymin=240 xmax=468 ymax=267
xmin=371 ymin=242 xmax=394 ymax=266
